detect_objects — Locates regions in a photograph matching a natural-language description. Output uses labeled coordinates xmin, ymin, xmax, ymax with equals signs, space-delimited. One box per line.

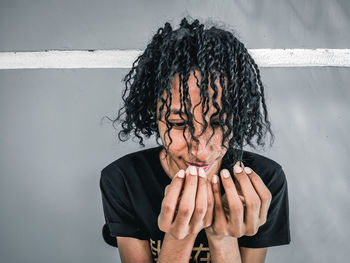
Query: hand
xmin=221 ymin=191 xmax=246 ymax=218
xmin=205 ymin=161 xmax=272 ymax=238
xmin=158 ymin=166 xmax=214 ymax=240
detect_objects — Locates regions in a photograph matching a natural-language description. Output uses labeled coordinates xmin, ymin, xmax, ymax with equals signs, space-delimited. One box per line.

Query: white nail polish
xmin=212 ymin=174 xmax=218 ymax=184
xmin=234 ymin=165 xmax=243 ymax=174
xmin=177 ymin=169 xmax=185 ymax=178
xmin=244 ymin=167 xmax=252 ymax=174
xmin=190 ymin=166 xmax=197 ymax=176
xmin=223 ymin=170 xmax=230 ymax=178
xmin=198 ymin=167 xmax=207 ymax=178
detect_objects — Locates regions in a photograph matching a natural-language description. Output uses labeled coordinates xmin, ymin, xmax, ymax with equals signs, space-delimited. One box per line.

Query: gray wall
xmin=1 ymin=1 xmax=349 ymax=262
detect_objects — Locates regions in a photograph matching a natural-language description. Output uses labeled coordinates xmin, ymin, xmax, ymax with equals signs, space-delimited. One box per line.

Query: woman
xmin=100 ymin=17 xmax=291 ymax=262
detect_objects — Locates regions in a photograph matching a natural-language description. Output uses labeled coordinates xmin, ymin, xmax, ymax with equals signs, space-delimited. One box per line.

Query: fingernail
xmin=234 ymin=165 xmax=243 ymax=174
xmin=190 ymin=166 xmax=197 ymax=176
xmin=212 ymin=174 xmax=218 ymax=183
xmin=244 ymin=167 xmax=252 ymax=174
xmin=222 ymin=169 xmax=231 ymax=178
xmin=176 ymin=169 xmax=185 ymax=178
xmin=198 ymin=167 xmax=207 ymax=178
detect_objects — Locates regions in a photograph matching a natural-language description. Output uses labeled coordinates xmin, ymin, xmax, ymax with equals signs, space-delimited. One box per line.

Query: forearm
xmin=207 ymin=234 xmax=242 ymax=263
xmin=158 ymin=232 xmax=197 ymax=263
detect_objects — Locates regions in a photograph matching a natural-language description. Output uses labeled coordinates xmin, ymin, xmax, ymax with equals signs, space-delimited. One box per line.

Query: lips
xmin=185 ymin=161 xmax=211 ymax=172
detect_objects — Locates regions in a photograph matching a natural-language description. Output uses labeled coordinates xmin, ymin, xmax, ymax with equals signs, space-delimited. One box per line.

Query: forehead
xmin=165 ymin=69 xmax=226 ymax=110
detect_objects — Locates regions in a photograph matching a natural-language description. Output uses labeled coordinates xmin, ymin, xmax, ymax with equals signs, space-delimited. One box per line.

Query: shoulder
xmin=102 ymin=146 xmax=160 ymax=172
xmin=100 ymin=146 xmax=161 ymax=184
xmin=242 ymin=150 xmax=282 ymax=173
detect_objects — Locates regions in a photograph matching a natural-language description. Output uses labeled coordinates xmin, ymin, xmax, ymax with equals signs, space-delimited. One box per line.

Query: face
xmin=157 ymin=69 xmax=232 ymax=181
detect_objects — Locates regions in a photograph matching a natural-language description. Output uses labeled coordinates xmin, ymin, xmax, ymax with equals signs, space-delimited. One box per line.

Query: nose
xmin=189 ymin=127 xmax=212 ymax=162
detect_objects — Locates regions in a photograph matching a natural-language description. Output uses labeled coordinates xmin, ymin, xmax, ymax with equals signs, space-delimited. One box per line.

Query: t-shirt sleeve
xmin=100 ymin=166 xmax=149 ymax=247
xmin=238 ymin=166 xmax=291 ymax=248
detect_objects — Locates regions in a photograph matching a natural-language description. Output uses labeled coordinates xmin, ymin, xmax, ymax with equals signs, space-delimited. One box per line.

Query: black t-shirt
xmin=100 ymin=146 xmax=291 ymax=261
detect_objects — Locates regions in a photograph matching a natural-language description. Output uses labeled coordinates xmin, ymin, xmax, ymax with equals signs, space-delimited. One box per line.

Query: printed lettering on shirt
xmin=149 ymin=238 xmax=211 ymax=262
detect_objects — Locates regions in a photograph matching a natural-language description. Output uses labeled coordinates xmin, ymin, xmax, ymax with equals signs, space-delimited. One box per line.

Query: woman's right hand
xmin=158 ymin=166 xmax=214 ymax=240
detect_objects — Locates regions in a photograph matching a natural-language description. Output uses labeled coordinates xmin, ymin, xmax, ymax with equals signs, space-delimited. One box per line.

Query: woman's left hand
xmin=205 ymin=161 xmax=272 ymax=238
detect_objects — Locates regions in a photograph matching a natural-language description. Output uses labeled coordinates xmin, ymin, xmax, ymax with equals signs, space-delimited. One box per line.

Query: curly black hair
xmin=103 ymin=17 xmax=275 ymax=170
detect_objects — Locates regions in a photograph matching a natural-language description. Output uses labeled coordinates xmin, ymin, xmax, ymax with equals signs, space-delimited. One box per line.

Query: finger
xmin=202 ymin=178 xmax=214 ymax=227
xmin=220 ymin=169 xmax=244 ymax=227
xmin=211 ymin=174 xmax=227 ymax=223
xmin=222 ymin=193 xmax=245 ymax=208
xmin=221 ymin=194 xmax=230 ymax=219
xmin=174 ymin=165 xmax=198 ymax=226
xmin=189 ymin=168 xmax=208 ymax=232
xmin=165 ymin=184 xmax=184 ymax=201
xmin=164 ymin=185 xmax=170 ymax=196
xmin=234 ymin=162 xmax=260 ymax=235
xmin=159 ymin=169 xmax=185 ymax=230
xmin=239 ymin=195 xmax=246 ymax=205
xmin=234 ymin=180 xmax=243 ymax=196
xmin=244 ymin=166 xmax=272 ymax=226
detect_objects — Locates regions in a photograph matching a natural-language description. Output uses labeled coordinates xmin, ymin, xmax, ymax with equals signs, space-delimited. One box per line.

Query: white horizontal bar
xmin=0 ymin=49 xmax=349 ymax=69
xmin=253 ymin=49 xmax=350 ymax=67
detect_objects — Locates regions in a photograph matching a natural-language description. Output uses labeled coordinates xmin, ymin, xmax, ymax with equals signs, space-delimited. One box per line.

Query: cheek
xmin=217 ymin=126 xmax=232 ymax=144
xmin=208 ymin=131 xmax=231 ymax=160
xmin=158 ymin=125 xmax=187 ymax=150
xmin=208 ymin=129 xmax=232 ymax=158
xmin=211 ymin=131 xmax=226 ymax=150
xmin=166 ymin=129 xmax=188 ymax=150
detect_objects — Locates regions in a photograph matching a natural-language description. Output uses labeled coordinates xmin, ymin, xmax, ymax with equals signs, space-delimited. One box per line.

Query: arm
xmin=116 ymin=230 xmax=198 ymax=263
xmin=239 ymin=247 xmax=267 ymax=263
xmin=116 ymin=236 xmax=153 ymax=263
xmin=157 ymin=232 xmax=197 ymax=262
xmin=207 ymin=235 xmax=242 ymax=263
xmin=206 ymin=235 xmax=268 ymax=263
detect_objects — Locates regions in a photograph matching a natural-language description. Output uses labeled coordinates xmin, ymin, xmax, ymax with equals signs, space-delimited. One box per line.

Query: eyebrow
xmin=170 ymin=108 xmax=222 ymax=116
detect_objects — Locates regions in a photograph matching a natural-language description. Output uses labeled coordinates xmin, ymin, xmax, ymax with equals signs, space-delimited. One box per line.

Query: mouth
xmin=185 ymin=161 xmax=212 ymax=172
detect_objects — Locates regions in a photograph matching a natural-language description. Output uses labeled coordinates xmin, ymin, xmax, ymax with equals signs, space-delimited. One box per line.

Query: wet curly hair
xmin=104 ymin=17 xmax=275 ymax=170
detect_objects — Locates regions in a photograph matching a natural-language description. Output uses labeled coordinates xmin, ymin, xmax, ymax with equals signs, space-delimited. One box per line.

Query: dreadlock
xmin=103 ymin=17 xmax=275 ymax=170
